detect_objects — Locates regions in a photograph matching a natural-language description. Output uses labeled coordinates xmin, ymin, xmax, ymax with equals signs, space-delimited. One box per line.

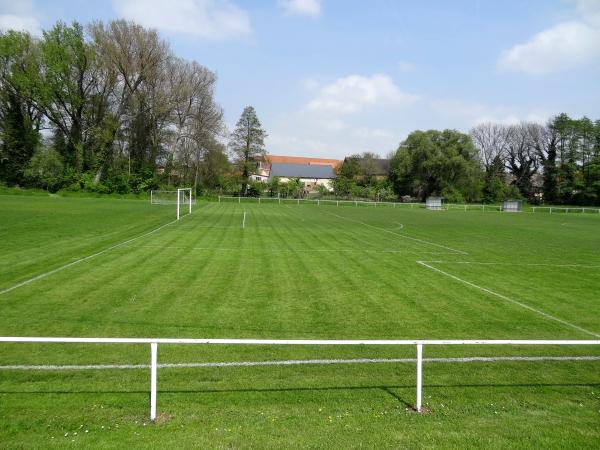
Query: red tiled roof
xmin=264 ymin=155 xmax=342 ymax=168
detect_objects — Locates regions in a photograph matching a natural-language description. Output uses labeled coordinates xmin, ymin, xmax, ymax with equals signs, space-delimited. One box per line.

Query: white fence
xmin=216 ymin=197 xmax=600 ymax=215
xmin=531 ymin=206 xmax=600 ymax=214
xmin=1 ymin=337 xmax=598 ymax=419
xmin=218 ymin=197 xmax=503 ymax=212
xmin=218 ymin=196 xmax=422 ymax=208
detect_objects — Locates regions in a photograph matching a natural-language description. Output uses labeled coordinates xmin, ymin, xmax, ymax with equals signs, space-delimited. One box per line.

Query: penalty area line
xmin=321 ymin=209 xmax=468 ymax=255
xmin=2 ymin=355 xmax=599 ymax=371
xmin=416 ymin=260 xmax=600 ymax=338
xmin=0 ymin=216 xmax=190 ymax=296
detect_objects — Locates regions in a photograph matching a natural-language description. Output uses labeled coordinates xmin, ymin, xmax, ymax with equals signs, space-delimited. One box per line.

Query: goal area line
xmin=2 ymin=355 xmax=600 ymax=371
xmin=416 ymin=260 xmax=600 ymax=338
xmin=318 ymin=208 xmax=468 ymax=255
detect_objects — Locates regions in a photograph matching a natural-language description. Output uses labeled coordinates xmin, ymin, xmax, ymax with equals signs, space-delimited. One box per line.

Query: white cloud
xmin=0 ymin=14 xmax=41 ymax=35
xmin=112 ymin=0 xmax=252 ymax=40
xmin=264 ymin=74 xmax=415 ymax=158
xmin=498 ymin=0 xmax=600 ymax=75
xmin=279 ymin=0 xmax=321 ymax=17
xmin=306 ymin=74 xmax=417 ymax=115
xmin=0 ymin=0 xmax=42 ymax=35
xmin=430 ymin=98 xmax=550 ymax=127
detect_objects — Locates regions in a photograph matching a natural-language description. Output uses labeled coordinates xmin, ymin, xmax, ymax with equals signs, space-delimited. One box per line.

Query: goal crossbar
xmin=1 ymin=337 xmax=598 ymax=420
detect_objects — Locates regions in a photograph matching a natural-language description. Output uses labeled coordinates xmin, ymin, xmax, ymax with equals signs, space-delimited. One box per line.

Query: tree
xmin=90 ymin=20 xmax=172 ymax=179
xmin=389 ymin=129 xmax=483 ymax=202
xmin=198 ymin=141 xmax=229 ymax=190
xmin=0 ymin=91 xmax=39 ymax=184
xmin=34 ymin=22 xmax=97 ymax=174
xmin=470 ymin=123 xmax=508 ymax=172
xmin=504 ymin=123 xmax=539 ymax=199
xmin=24 ymin=148 xmax=64 ymax=191
xmin=229 ymin=106 xmax=267 ymax=195
xmin=0 ymin=30 xmax=42 ymax=184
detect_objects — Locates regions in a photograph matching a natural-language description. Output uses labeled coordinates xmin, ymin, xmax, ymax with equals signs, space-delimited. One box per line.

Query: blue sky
xmin=1 ymin=0 xmax=599 ymax=159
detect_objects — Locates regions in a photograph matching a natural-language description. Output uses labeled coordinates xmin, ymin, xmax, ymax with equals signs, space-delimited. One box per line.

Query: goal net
xmin=150 ymin=188 xmax=193 ymax=220
xmin=150 ymin=190 xmax=178 ymax=204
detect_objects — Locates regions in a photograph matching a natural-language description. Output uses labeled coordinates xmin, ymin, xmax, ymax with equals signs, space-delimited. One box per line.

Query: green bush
xmin=23 ymin=149 xmax=64 ymax=192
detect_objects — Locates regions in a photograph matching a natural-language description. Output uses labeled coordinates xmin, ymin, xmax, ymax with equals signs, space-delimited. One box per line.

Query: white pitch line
xmin=242 ymin=211 xmax=246 ymax=229
xmin=2 ymin=355 xmax=599 ymax=371
xmin=417 ymin=260 xmax=600 ymax=338
xmin=128 ymin=245 xmax=456 ymax=255
xmin=0 ymin=217 xmax=188 ymax=296
xmin=322 ymin=210 xmax=468 ymax=255
xmin=449 ymin=261 xmax=600 ymax=269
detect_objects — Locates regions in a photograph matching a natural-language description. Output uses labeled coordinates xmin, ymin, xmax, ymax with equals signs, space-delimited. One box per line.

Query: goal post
xmin=149 ymin=189 xmax=193 ymax=219
xmin=177 ymin=188 xmax=192 ymax=220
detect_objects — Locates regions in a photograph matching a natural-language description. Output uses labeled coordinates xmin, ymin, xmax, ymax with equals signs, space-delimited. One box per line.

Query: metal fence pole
xmin=416 ymin=343 xmax=423 ymax=412
xmin=150 ymin=342 xmax=158 ymax=420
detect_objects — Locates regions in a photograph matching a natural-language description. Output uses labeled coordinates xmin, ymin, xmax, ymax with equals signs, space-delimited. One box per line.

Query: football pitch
xmin=1 ymin=194 xmax=599 ymax=448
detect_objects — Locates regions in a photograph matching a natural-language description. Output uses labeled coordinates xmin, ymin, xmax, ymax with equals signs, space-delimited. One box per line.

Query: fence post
xmin=337 ymin=201 xmax=339 ymax=207
xmin=416 ymin=343 xmax=423 ymax=413
xmin=218 ymin=196 xmax=221 ymax=203
xmin=238 ymin=197 xmax=241 ymax=204
xmin=150 ymin=342 xmax=158 ymax=421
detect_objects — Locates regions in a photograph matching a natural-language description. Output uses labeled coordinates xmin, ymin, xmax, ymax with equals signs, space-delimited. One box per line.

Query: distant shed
xmin=426 ymin=197 xmax=444 ymax=210
xmin=503 ymin=199 xmax=522 ymax=212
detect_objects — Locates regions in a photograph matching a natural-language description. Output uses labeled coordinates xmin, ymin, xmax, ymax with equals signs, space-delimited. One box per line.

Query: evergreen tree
xmin=0 ymin=91 xmax=39 ymax=184
xmin=229 ymin=106 xmax=267 ymax=195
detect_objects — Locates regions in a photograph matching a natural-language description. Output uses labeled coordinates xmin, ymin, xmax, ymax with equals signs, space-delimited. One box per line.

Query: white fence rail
xmin=1 ymin=337 xmax=599 ymax=419
xmin=218 ymin=196 xmax=422 ymax=208
xmin=217 ymin=197 xmax=503 ymax=212
xmin=531 ymin=206 xmax=600 ymax=214
xmin=217 ymin=197 xmax=600 ymax=215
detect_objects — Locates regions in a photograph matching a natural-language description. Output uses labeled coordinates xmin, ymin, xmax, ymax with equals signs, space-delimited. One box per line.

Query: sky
xmin=1 ymin=0 xmax=599 ymax=159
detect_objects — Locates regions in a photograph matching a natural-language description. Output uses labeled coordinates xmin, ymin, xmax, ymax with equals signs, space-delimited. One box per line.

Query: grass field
xmin=1 ymin=194 xmax=599 ymax=449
